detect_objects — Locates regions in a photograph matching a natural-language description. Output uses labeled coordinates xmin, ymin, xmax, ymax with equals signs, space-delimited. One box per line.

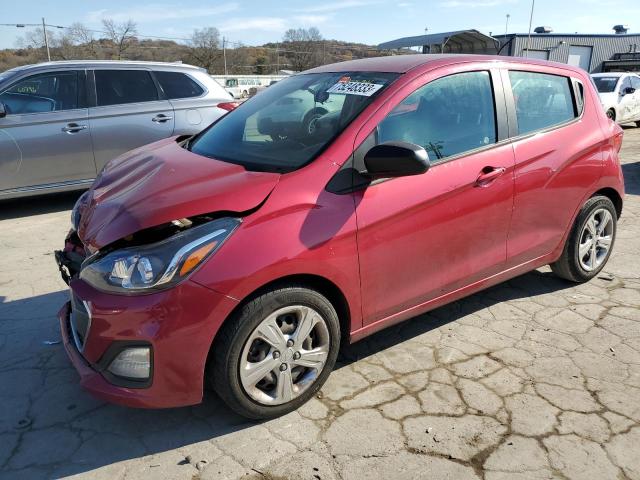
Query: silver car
xmin=0 ymin=60 xmax=234 ymax=199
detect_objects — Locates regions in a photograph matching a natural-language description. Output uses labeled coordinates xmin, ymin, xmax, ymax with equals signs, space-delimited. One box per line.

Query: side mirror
xmin=364 ymin=141 xmax=430 ymax=179
xmin=0 ymin=102 xmax=6 ymax=119
xmin=623 ymin=87 xmax=636 ymax=95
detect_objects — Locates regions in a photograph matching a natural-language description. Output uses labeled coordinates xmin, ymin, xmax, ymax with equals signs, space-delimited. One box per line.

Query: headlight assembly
xmin=79 ymin=217 xmax=240 ymax=294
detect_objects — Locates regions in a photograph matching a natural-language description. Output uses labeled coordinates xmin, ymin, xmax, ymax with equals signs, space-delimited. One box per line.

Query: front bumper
xmin=58 ymin=278 xmax=238 ymax=408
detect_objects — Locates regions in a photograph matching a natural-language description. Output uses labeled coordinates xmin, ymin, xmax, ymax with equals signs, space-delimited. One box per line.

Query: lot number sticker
xmin=327 ymin=77 xmax=384 ymax=96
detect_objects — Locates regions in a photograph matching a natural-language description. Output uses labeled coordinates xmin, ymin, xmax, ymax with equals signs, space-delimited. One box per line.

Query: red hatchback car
xmin=56 ymin=54 xmax=624 ymax=419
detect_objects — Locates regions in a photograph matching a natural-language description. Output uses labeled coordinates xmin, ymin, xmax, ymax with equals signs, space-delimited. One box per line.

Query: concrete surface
xmin=1 ymin=127 xmax=639 ymax=480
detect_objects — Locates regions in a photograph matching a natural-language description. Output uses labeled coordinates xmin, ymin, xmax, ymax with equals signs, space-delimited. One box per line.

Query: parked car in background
xmin=0 ymin=60 xmax=237 ymax=200
xmin=219 ymin=76 xmax=287 ymax=99
xmin=56 ymin=55 xmax=624 ymax=419
xmin=591 ymin=72 xmax=640 ymax=126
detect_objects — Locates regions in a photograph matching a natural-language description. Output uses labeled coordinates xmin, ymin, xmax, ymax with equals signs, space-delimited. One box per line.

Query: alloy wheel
xmin=577 ymin=208 xmax=614 ymax=271
xmin=239 ymin=305 xmax=330 ymax=405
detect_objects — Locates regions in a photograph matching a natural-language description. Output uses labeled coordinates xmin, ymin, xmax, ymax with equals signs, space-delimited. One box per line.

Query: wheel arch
xmin=205 ymin=273 xmax=352 ymax=387
xmin=594 ymin=187 xmax=623 ymax=218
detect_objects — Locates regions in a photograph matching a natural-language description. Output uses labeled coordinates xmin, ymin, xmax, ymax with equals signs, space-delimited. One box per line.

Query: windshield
xmin=592 ymin=76 xmax=620 ymax=93
xmin=188 ymin=71 xmax=398 ymax=172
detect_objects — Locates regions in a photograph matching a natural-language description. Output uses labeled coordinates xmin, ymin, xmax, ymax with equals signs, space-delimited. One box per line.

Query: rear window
xmin=95 ymin=70 xmax=158 ymax=106
xmin=155 ymin=71 xmax=204 ymax=99
xmin=509 ymin=71 xmax=577 ymax=135
xmin=592 ymin=76 xmax=619 ymax=93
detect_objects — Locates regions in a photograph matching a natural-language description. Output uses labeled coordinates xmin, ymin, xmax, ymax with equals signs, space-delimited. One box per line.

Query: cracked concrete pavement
xmin=1 ymin=127 xmax=639 ymax=480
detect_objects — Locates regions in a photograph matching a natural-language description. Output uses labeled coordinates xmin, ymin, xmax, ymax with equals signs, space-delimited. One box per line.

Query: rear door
xmin=0 ymin=69 xmax=95 ymax=193
xmin=88 ymin=68 xmax=175 ymax=170
xmin=503 ymin=68 xmax=604 ymax=267
xmin=154 ymin=70 xmax=220 ymax=134
xmin=617 ymin=76 xmax=635 ymax=123
xmin=626 ymin=76 xmax=640 ymax=122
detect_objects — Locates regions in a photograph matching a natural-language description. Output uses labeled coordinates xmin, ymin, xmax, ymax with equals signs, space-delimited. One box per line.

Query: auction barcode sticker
xmin=326 ymin=80 xmax=384 ymax=97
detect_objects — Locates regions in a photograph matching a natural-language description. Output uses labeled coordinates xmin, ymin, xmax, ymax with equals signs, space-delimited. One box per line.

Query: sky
xmin=0 ymin=0 xmax=638 ymax=50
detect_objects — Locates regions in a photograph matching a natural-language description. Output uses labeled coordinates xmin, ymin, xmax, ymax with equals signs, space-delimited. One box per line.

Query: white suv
xmin=0 ymin=61 xmax=236 ymax=199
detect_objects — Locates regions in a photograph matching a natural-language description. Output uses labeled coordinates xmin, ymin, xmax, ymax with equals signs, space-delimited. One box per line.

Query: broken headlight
xmin=79 ymin=218 xmax=240 ymax=294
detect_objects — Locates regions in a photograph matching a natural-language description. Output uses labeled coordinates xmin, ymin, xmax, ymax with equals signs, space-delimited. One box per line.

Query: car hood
xmin=77 ymin=137 xmax=280 ymax=251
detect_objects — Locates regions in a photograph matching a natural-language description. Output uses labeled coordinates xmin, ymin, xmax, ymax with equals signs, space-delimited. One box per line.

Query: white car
xmin=591 ymin=72 xmax=640 ymax=126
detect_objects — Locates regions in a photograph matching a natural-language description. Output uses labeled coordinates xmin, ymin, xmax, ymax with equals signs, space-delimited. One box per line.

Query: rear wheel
xmin=551 ymin=195 xmax=617 ymax=282
xmin=636 ymin=120 xmax=640 ymax=128
xmin=210 ymin=285 xmax=340 ymax=419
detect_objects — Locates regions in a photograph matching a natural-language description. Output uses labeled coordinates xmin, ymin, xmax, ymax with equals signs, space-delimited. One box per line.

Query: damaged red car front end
xmin=55 ymin=136 xmax=280 ymax=407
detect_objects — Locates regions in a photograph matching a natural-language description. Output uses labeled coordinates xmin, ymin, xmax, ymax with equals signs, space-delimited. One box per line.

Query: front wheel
xmin=606 ymin=109 xmax=616 ymax=121
xmin=210 ymin=285 xmax=340 ymax=419
xmin=551 ymin=195 xmax=617 ymax=282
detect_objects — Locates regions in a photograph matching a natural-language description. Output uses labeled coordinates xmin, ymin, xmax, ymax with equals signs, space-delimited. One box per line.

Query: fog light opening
xmin=107 ymin=347 xmax=151 ymax=380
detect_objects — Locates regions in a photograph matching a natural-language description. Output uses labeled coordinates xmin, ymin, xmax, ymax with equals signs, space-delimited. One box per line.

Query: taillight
xmin=217 ymin=102 xmax=240 ymax=112
xmin=612 ymin=130 xmax=623 ymax=154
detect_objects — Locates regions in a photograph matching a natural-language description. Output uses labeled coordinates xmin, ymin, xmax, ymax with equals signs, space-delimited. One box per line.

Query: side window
xmin=378 ymin=71 xmax=497 ymax=161
xmin=155 ymin=71 xmax=204 ymax=99
xmin=620 ymin=77 xmax=632 ymax=94
xmin=630 ymin=76 xmax=640 ymax=90
xmin=95 ymin=70 xmax=158 ymax=107
xmin=509 ymin=71 xmax=577 ymax=135
xmin=0 ymin=71 xmax=78 ymax=114
xmin=572 ymin=79 xmax=585 ymax=116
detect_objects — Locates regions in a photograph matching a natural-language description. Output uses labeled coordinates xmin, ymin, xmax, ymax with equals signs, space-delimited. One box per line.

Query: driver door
xmin=0 ymin=70 xmax=96 ymax=193
xmin=353 ymin=69 xmax=515 ymax=325
xmin=618 ymin=77 xmax=636 ymax=123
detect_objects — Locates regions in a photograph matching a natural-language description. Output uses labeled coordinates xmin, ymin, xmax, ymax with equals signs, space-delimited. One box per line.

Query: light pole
xmin=525 ymin=0 xmax=535 ymax=57
xmin=42 ymin=18 xmax=50 ymax=61
xmin=222 ymin=36 xmax=227 ymax=75
xmin=504 ymin=14 xmax=510 ymax=36
xmin=1 ymin=19 xmax=64 ymax=61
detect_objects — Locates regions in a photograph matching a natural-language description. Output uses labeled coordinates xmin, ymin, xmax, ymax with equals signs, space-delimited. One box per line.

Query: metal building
xmin=494 ymin=31 xmax=640 ymax=72
xmin=378 ymin=30 xmax=499 ymax=54
xmin=378 ymin=27 xmax=640 ymax=73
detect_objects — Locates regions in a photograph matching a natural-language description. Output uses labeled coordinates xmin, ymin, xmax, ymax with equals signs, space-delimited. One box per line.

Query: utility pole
xmin=222 ymin=36 xmax=227 ymax=75
xmin=504 ymin=14 xmax=510 ymax=36
xmin=525 ymin=0 xmax=535 ymax=57
xmin=276 ymin=43 xmax=279 ymax=74
xmin=42 ymin=17 xmax=50 ymax=61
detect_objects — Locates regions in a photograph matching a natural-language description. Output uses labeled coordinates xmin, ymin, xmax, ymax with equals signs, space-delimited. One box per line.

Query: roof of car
xmin=591 ymin=72 xmax=638 ymax=77
xmin=304 ymin=54 xmax=578 ymax=74
xmin=5 ymin=60 xmax=204 ymax=73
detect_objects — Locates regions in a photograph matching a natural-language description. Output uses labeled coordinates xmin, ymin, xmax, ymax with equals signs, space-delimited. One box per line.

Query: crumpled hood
xmin=77 ymin=137 xmax=280 ymax=251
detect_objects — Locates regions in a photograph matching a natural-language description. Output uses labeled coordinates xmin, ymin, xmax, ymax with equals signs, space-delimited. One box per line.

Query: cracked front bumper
xmin=58 ymin=278 xmax=239 ymax=409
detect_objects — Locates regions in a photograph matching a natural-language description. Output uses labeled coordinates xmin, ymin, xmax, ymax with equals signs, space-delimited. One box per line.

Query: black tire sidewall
xmin=212 ymin=287 xmax=340 ymax=419
xmin=567 ymin=196 xmax=617 ymax=281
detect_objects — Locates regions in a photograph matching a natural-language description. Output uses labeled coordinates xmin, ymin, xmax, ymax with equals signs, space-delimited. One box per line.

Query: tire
xmin=636 ymin=121 xmax=640 ymax=128
xmin=241 ymin=90 xmax=248 ymax=98
xmin=551 ymin=195 xmax=617 ymax=282
xmin=209 ymin=285 xmax=340 ymax=419
xmin=606 ymin=109 xmax=616 ymax=121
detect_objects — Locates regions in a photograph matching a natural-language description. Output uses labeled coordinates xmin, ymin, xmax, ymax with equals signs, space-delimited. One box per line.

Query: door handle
xmin=62 ymin=123 xmax=87 ymax=134
xmin=476 ymin=166 xmax=506 ymax=187
xmin=152 ymin=114 xmax=173 ymax=123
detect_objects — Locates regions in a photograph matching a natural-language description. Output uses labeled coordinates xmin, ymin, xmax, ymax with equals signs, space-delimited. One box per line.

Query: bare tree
xmin=102 ymin=18 xmax=137 ymax=60
xmin=68 ymin=22 xmax=101 ymax=59
xmin=187 ymin=27 xmax=221 ymax=72
xmin=282 ymin=27 xmax=323 ymax=72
